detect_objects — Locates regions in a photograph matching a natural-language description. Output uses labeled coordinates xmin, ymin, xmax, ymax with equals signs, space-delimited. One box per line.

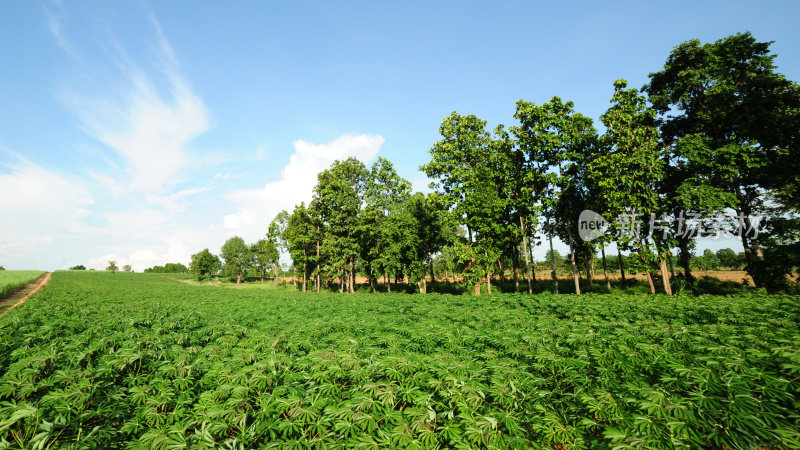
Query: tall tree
xmin=514 ymin=97 xmax=596 ymax=294
xmin=313 ymin=158 xmax=369 ymax=293
xmin=591 ymin=80 xmax=667 ymax=294
xmin=268 ymin=211 xmax=289 ymax=287
xmin=363 ymin=157 xmax=412 ymax=291
xmin=420 ymin=112 xmax=501 ymax=295
xmin=283 ymin=204 xmax=317 ymax=292
xmin=221 ymin=236 xmax=252 ymax=285
xmin=644 ymin=31 xmax=800 ymax=287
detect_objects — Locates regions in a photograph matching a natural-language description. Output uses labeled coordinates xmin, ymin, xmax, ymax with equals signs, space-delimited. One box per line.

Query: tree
xmin=716 ymin=248 xmax=739 ymax=269
xmin=590 ymin=80 xmax=668 ymax=294
xmin=106 ymin=260 xmax=118 ymax=273
xmin=122 ymin=265 xmax=132 ymax=272
xmin=251 ymin=239 xmax=278 ymax=283
xmin=514 ymin=97 xmax=597 ymax=294
xmin=283 ymin=204 xmax=317 ymax=291
xmin=69 ymin=265 xmax=86 ymax=270
xmin=221 ymin=236 xmax=252 ymax=285
xmin=0 ymin=266 xmax=4 ymax=271
xmin=363 ymin=157 xmax=412 ymax=292
xmin=644 ymin=32 xmax=800 ymax=287
xmin=268 ymin=211 xmax=289 ymax=287
xmin=420 ymin=112 xmax=503 ymax=295
xmin=693 ymin=249 xmax=720 ymax=271
xmin=312 ymin=158 xmax=369 ymax=293
xmin=190 ymin=249 xmax=221 ymax=281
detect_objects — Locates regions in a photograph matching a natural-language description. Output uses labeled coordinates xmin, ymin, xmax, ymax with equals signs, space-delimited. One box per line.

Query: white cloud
xmin=44 ymin=7 xmax=79 ymax=61
xmin=57 ymin=14 xmax=208 ymax=196
xmin=223 ymin=133 xmax=384 ymax=240
xmin=0 ymin=162 xmax=94 ymax=267
xmin=411 ymin=173 xmax=434 ymax=194
xmin=67 ymin=75 xmax=208 ymax=195
xmin=146 ymin=186 xmax=212 ymax=213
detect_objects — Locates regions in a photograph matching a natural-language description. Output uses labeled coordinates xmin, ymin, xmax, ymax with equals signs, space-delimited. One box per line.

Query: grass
xmin=1 ymin=271 xmax=798 ymax=448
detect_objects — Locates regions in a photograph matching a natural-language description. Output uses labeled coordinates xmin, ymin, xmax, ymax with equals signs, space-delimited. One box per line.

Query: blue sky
xmin=1 ymin=1 xmax=799 ymax=270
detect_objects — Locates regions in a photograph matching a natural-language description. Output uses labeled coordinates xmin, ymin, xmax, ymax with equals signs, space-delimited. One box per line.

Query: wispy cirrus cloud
xmin=52 ymin=9 xmax=208 ymax=196
xmin=29 ymin=4 xmax=219 ymax=270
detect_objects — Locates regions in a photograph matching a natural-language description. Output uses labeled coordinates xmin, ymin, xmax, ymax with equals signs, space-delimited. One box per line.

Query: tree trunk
xmin=549 ymin=232 xmax=558 ymax=294
xmin=369 ymin=268 xmax=375 ymax=293
xmin=529 ymin=240 xmax=537 ymax=282
xmin=659 ymin=256 xmax=672 ymax=295
xmin=349 ymin=257 xmax=355 ymax=293
xmin=601 ymin=243 xmax=611 ymax=291
xmin=429 ymin=253 xmax=436 ymax=283
xmin=677 ymin=238 xmax=694 ymax=284
xmin=739 ymin=208 xmax=764 ymax=287
xmin=384 ymin=271 xmax=389 ymax=292
xmin=292 ymin=267 xmax=297 ymax=290
xmin=519 ymin=216 xmax=533 ymax=294
xmin=567 ymin=225 xmax=581 ymax=295
xmin=617 ymin=241 xmax=626 ymax=283
xmin=236 ymin=273 xmax=241 ymax=285
xmin=513 ymin=259 xmax=520 ymax=293
xmin=274 ymin=265 xmax=278 ymax=287
xmin=302 ymin=263 xmax=307 ymax=293
xmin=261 ymin=268 xmax=265 ymax=283
xmin=585 ymin=254 xmax=593 ymax=287
xmin=645 ymin=269 xmax=656 ymax=294
xmin=315 ymin=234 xmax=321 ymax=293
xmin=473 ymin=281 xmax=481 ymax=296
xmin=498 ymin=258 xmax=506 ymax=282
xmin=667 ymin=250 xmax=675 ymax=279
xmin=418 ymin=279 xmax=426 ymax=294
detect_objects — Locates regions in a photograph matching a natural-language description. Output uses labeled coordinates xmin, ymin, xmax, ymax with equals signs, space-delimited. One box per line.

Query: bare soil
xmin=0 ymin=272 xmax=51 ymax=316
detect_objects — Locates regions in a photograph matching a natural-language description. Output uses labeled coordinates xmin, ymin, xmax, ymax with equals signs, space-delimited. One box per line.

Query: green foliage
xmin=1 ymin=272 xmax=798 ymax=448
xmin=68 ymin=265 xmax=86 ymax=271
xmin=144 ymin=263 xmax=188 ymax=274
xmin=189 ymin=249 xmax=221 ymax=281
xmin=105 ymin=260 xmax=118 ymax=273
xmin=251 ymin=238 xmax=279 ymax=282
xmin=312 ymin=158 xmax=369 ymax=291
xmin=692 ymin=249 xmax=721 ymax=271
xmin=644 ymin=32 xmax=800 ymax=287
xmin=221 ymin=237 xmax=253 ymax=284
xmin=0 ymin=271 xmax=45 ymax=298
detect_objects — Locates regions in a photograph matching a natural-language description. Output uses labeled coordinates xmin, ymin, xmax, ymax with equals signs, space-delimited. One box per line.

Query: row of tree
xmin=143 ymin=263 xmax=188 ymax=274
xmin=266 ymin=32 xmax=798 ymax=295
xmin=188 ymin=236 xmax=282 ymax=285
xmin=182 ymin=33 xmax=796 ymax=294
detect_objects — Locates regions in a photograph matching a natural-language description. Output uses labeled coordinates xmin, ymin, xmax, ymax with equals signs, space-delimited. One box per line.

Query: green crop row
xmin=0 ymin=272 xmax=798 ymax=448
xmin=0 ymin=271 xmax=45 ymax=299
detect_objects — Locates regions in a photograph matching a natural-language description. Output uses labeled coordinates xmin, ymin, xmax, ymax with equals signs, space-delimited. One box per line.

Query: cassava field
xmin=1 ymin=272 xmax=799 ymax=449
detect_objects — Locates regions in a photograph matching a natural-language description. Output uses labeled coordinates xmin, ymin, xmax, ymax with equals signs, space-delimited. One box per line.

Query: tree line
xmin=193 ymin=32 xmax=799 ymax=294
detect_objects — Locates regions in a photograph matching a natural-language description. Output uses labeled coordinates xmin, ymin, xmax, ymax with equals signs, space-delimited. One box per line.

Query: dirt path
xmin=0 ymin=272 xmax=51 ymax=316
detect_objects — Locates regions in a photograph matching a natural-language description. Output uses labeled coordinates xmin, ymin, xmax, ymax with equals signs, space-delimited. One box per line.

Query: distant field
xmin=0 ymin=270 xmax=45 ymax=298
xmin=0 ymin=271 xmax=798 ymax=448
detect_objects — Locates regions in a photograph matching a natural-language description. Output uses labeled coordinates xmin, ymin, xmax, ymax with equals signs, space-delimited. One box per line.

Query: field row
xmin=0 ymin=272 xmax=798 ymax=448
